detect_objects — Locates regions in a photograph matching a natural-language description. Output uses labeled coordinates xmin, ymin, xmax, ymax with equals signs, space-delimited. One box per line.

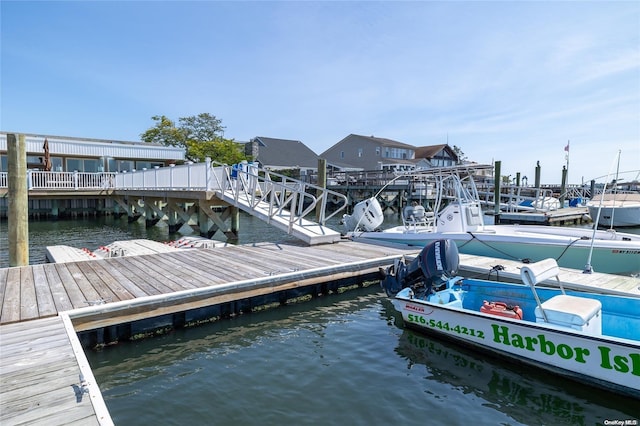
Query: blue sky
xmin=1 ymin=1 xmax=638 ymax=184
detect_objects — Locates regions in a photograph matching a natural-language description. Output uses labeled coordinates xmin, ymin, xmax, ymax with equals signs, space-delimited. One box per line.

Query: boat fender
xmin=481 ymin=301 xmax=523 ymax=320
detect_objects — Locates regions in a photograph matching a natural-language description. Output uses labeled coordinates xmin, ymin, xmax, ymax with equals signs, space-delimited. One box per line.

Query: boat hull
xmin=588 ymin=205 xmax=640 ymax=227
xmin=393 ymin=293 xmax=640 ymax=398
xmin=349 ymin=228 xmax=640 ymax=275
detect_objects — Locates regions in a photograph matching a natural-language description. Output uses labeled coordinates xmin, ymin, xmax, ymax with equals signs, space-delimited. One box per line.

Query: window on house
xmin=376 ymin=147 xmax=381 ymax=156
xmin=358 ymin=148 xmax=363 ymax=157
xmin=66 ymin=158 xmax=82 ymax=172
xmin=109 ymin=159 xmax=135 ymax=172
xmin=83 ymin=159 xmax=99 ymax=172
xmin=340 ymin=151 xmax=345 ymax=159
xmin=51 ymin=157 xmax=63 ymax=171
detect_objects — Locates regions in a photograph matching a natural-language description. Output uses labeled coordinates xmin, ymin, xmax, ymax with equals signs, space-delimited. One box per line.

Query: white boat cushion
xmin=536 ymin=295 xmax=602 ymax=326
xmin=520 ymin=258 xmax=560 ymax=286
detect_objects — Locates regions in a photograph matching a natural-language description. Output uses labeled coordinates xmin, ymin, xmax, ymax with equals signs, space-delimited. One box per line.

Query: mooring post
xmin=230 ymin=205 xmax=240 ymax=239
xmin=559 ymin=165 xmax=567 ymax=208
xmin=493 ymin=161 xmax=501 ymax=220
xmin=7 ymin=133 xmax=29 ymax=266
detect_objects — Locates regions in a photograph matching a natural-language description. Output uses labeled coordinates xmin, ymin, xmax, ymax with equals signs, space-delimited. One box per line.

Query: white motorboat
xmin=380 ymin=239 xmax=640 ymax=398
xmin=343 ymin=171 xmax=640 ymax=276
xmin=587 ymin=192 xmax=640 ymax=228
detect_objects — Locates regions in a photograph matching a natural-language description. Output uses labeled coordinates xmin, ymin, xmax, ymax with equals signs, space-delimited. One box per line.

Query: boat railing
xmin=476 ymin=185 xmax=560 ymax=212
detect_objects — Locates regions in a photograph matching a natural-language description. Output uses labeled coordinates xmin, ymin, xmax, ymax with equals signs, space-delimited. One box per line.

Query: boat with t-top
xmin=342 ymin=169 xmax=640 ymax=276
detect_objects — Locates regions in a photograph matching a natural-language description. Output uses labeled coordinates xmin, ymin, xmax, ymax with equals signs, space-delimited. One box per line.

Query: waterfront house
xmin=243 ymin=136 xmax=320 ymax=178
xmin=0 ymin=132 xmax=185 ymax=219
xmin=414 ymin=144 xmax=459 ymax=169
xmin=320 ymin=134 xmax=417 ymax=172
xmin=0 ymin=132 xmax=185 ymax=173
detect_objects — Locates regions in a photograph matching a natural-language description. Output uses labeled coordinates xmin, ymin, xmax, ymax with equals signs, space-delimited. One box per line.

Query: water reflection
xmin=87 ymin=286 xmax=639 ymax=426
xmin=393 ymin=322 xmax=639 ymax=424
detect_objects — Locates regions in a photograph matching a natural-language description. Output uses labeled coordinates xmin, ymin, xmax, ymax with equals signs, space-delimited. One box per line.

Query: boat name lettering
xmin=491 ymin=325 xmax=640 ymax=376
xmin=598 ymin=346 xmax=640 ymax=376
xmin=405 ymin=304 xmax=425 ymax=313
xmin=407 ymin=314 xmax=485 ymax=339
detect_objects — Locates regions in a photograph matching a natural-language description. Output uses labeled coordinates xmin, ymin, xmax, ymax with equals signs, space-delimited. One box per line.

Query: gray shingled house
xmin=244 ymin=136 xmax=320 ymax=178
xmin=319 ymin=134 xmax=417 ymax=172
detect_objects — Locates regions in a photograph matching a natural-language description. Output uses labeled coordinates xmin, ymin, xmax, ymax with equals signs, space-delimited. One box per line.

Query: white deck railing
xmin=0 ymin=159 xmax=349 ymax=228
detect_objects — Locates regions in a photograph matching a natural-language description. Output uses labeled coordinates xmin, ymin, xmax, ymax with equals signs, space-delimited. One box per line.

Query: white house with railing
xmin=0 ymin=132 xmax=185 ymax=174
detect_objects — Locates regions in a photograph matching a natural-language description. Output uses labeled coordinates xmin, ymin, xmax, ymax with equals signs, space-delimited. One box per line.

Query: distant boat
xmin=342 ymin=170 xmax=640 ymax=276
xmin=380 ymin=239 xmax=640 ymax=398
xmin=587 ymin=192 xmax=640 ymax=227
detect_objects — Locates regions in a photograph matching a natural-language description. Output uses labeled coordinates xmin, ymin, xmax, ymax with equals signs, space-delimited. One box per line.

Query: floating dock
xmin=0 ymin=240 xmax=419 ymax=425
xmin=495 ymin=207 xmax=591 ymax=225
xmin=1 ymin=239 xmax=638 ymax=425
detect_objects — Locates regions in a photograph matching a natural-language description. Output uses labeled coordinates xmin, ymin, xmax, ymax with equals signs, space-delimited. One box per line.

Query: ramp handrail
xmin=211 ymin=161 xmax=348 ymax=228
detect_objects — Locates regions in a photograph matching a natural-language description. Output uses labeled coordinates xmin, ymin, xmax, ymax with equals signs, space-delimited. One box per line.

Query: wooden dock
xmin=496 ymin=207 xmax=591 ymax=225
xmin=0 ymin=315 xmax=111 ymax=425
xmin=1 ymin=239 xmax=638 ymax=425
xmin=0 ymin=240 xmax=420 ymax=424
xmin=457 ymin=254 xmax=640 ymax=296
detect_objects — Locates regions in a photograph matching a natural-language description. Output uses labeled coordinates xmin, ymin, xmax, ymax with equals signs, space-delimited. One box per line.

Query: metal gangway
xmin=2 ymin=159 xmax=348 ymax=245
xmin=209 ymin=161 xmax=348 ymax=244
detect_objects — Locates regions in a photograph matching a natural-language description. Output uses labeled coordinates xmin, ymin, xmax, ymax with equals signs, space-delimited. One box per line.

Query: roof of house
xmin=252 ymin=136 xmax=320 ymax=169
xmin=343 ymin=133 xmax=415 ymax=149
xmin=414 ymin=144 xmax=458 ymax=161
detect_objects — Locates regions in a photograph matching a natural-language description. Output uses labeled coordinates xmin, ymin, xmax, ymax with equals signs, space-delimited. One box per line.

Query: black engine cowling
xmin=381 ymin=239 xmax=459 ymax=297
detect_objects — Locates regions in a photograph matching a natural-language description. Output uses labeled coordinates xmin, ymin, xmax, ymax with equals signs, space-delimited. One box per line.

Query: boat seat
xmin=520 ymin=258 xmax=560 ymax=287
xmin=535 ymin=295 xmax=602 ymax=335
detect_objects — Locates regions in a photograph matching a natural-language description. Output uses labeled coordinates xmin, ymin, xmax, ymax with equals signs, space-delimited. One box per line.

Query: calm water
xmin=87 ymin=286 xmax=639 ymax=425
xmin=1 ymin=214 xmax=639 ymax=424
xmin=0 ymin=213 xmax=300 ymax=268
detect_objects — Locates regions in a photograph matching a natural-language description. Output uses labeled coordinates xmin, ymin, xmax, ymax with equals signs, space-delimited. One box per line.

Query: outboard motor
xmin=381 ymin=239 xmax=459 ymax=297
xmin=342 ymin=197 xmax=384 ymax=232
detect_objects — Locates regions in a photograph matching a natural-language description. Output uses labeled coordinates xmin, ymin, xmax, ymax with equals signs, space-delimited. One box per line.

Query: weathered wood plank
xmin=125 ymin=254 xmax=204 ymax=291
xmin=0 ymin=316 xmax=107 ymax=425
xmin=44 ymin=264 xmax=76 ymax=312
xmin=82 ymin=261 xmax=136 ymax=302
xmin=31 ymin=264 xmax=58 ymax=318
xmin=107 ymin=256 xmax=175 ymax=295
xmin=64 ymin=262 xmax=103 ymax=305
xmin=162 ymin=251 xmax=233 ymax=284
xmin=178 ymin=250 xmax=267 ymax=281
xmin=0 ymin=321 xmax=69 ymax=348
xmin=87 ymin=259 xmax=149 ymax=299
xmin=1 ymin=268 xmax=21 ymax=324
xmin=74 ymin=261 xmax=121 ymax=304
xmin=54 ymin=263 xmax=95 ymax=308
xmin=171 ymin=250 xmax=266 ymax=282
xmin=116 ymin=255 xmax=197 ymax=292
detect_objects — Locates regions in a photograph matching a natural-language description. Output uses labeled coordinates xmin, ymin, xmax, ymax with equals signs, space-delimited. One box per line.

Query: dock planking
xmin=0 ymin=241 xmax=419 ymax=327
xmin=1 ymin=238 xmax=638 ymax=425
xmin=0 ymin=315 xmax=111 ymax=425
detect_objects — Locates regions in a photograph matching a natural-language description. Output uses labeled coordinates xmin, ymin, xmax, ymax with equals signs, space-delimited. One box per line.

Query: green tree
xmin=452 ymin=145 xmax=467 ymax=163
xmin=141 ymin=113 xmax=249 ymax=164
